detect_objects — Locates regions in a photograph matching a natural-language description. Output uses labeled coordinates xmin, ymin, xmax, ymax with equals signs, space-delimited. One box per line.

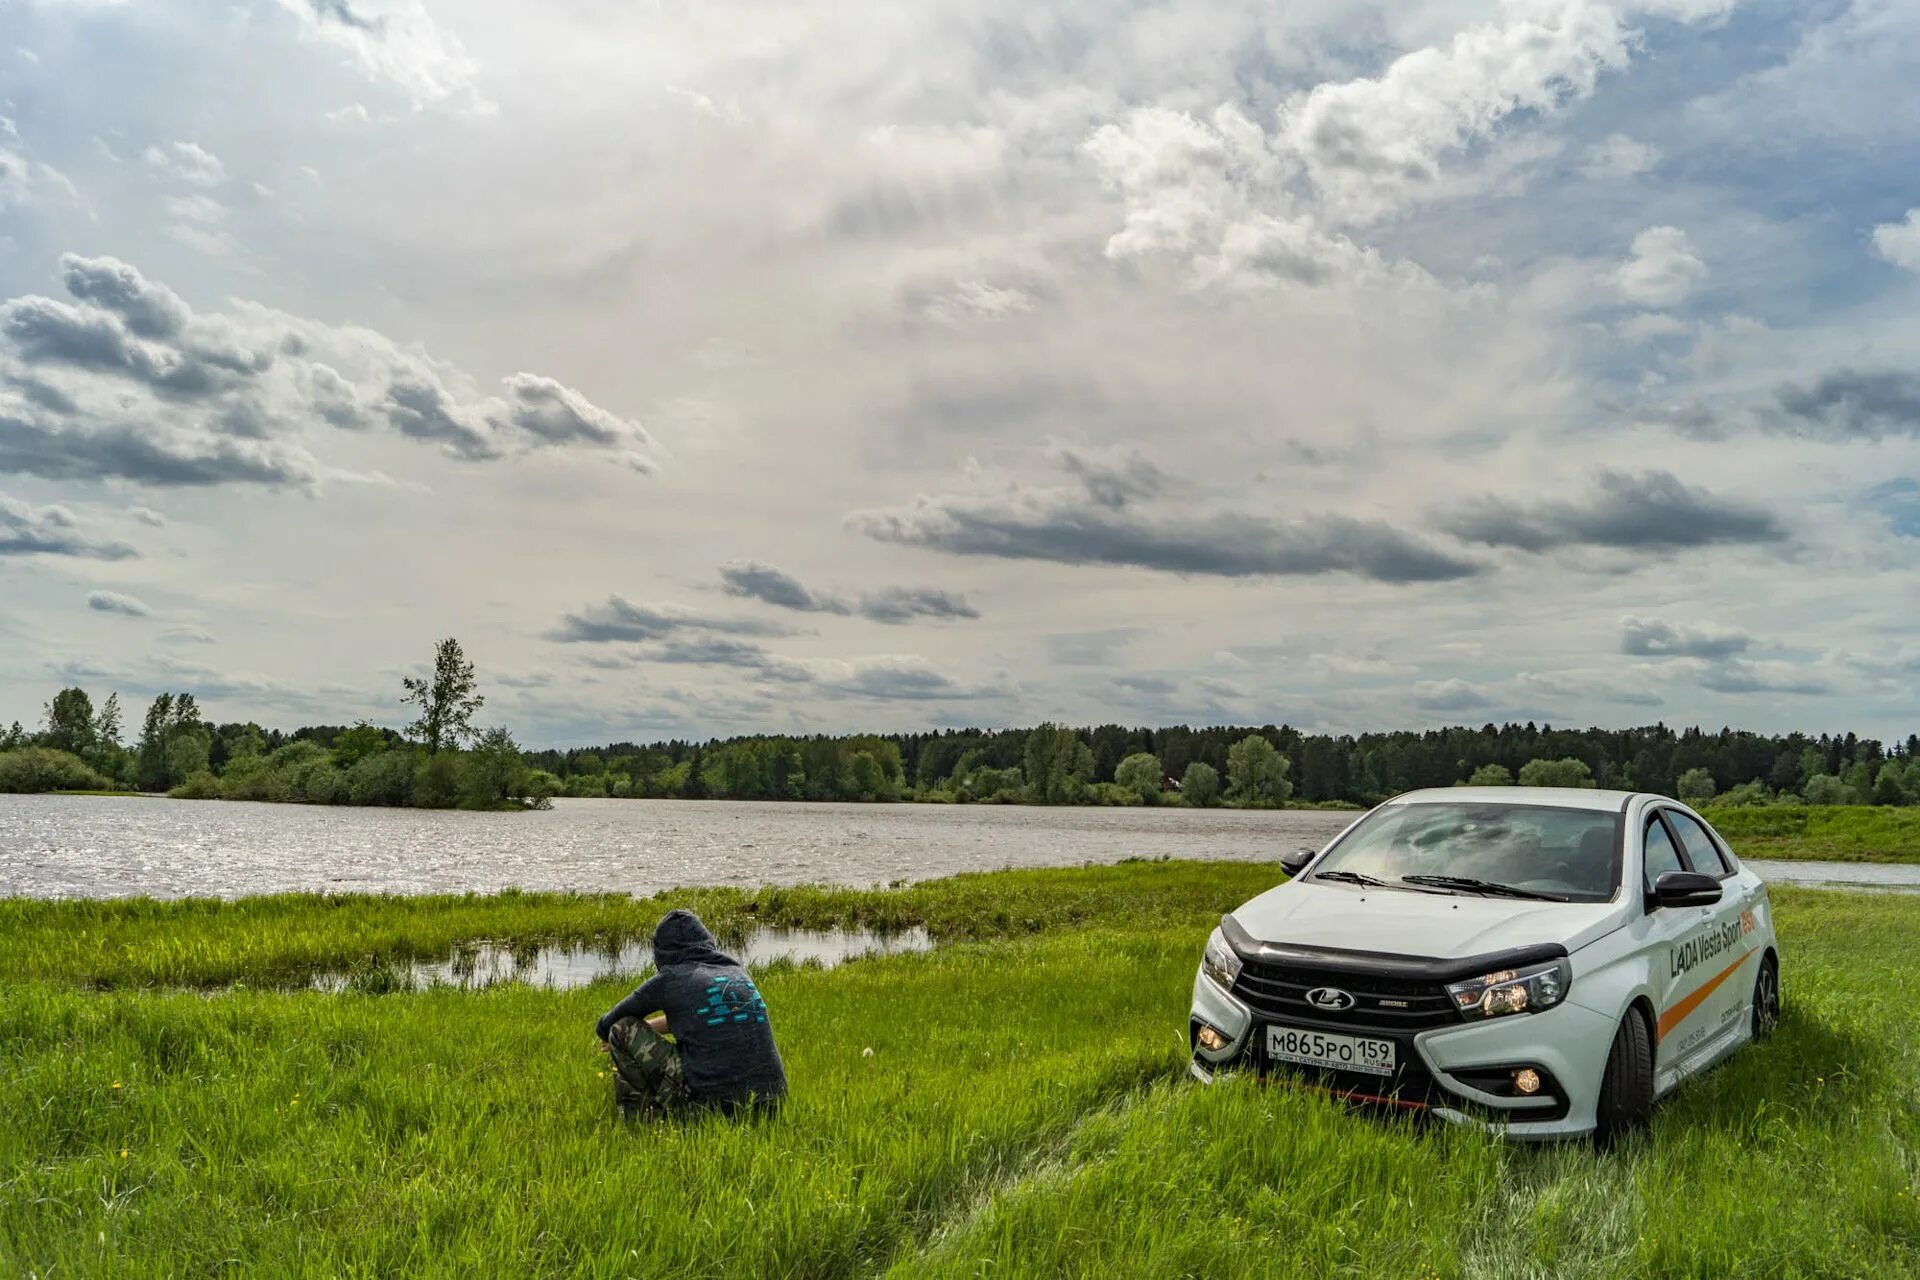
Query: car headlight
xmin=1202 ymin=927 xmax=1243 ymax=993
xmin=1445 ymin=959 xmax=1571 ymax=1020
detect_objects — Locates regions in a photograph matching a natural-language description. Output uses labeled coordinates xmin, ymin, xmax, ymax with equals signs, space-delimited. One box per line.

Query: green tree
xmin=848 ymin=750 xmax=887 ymax=801
xmin=0 ymin=721 xmax=27 ymax=751
xmin=165 ymin=730 xmax=211 ymax=784
xmin=412 ymin=751 xmax=462 ymax=808
xmin=135 ymin=693 xmax=208 ymax=791
xmin=1226 ymin=734 xmax=1293 ymax=807
xmin=92 ymin=692 xmax=122 ymax=748
xmin=41 ymin=688 xmax=95 ymax=756
xmin=402 ymin=638 xmax=483 ymax=753
xmin=1465 ymin=763 xmax=1513 ymax=786
xmin=331 ymin=723 xmax=389 ymax=770
xmin=1517 ymin=757 xmax=1595 ymax=789
xmin=1115 ymin=752 xmax=1163 ymax=803
xmin=1024 ymin=724 xmax=1093 ymax=804
xmin=465 ymin=727 xmax=527 ymax=808
xmin=1676 ymin=768 xmax=1716 ymax=804
xmin=1802 ymin=773 xmax=1853 ymax=806
xmin=1872 ymin=764 xmax=1909 ymax=806
xmin=1180 ymin=760 xmax=1220 ymax=807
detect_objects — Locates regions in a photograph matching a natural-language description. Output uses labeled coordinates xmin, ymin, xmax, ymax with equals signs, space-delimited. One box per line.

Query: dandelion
xmin=119 ymin=1149 xmax=129 ymax=1159
xmin=862 ymin=1047 xmax=874 ymax=1058
xmin=110 ymin=1082 xmax=122 ymax=1090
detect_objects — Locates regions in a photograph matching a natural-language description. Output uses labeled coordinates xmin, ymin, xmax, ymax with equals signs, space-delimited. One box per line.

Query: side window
xmin=1666 ymin=810 xmax=1732 ymax=878
xmin=1643 ymin=816 xmax=1686 ymax=891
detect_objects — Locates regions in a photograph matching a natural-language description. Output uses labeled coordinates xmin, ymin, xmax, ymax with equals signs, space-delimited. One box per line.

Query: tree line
xmin=5 ymin=658 xmax=1919 ymax=809
xmin=0 ymin=639 xmax=543 ymax=810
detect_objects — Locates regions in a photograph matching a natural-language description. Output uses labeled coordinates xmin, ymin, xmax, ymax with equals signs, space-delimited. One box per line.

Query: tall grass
xmin=1 ymin=870 xmax=1915 ymax=1276
xmin=1712 ymin=804 xmax=1920 ymax=863
xmin=0 ymin=858 xmax=1287 ymax=988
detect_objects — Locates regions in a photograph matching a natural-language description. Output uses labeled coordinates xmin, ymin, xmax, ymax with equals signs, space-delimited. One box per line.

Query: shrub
xmin=301 ymin=762 xmax=344 ymax=805
xmin=0 ymin=747 xmax=115 ymax=793
xmin=1517 ymin=757 xmax=1595 ymax=789
xmin=1083 ymin=782 xmax=1142 ymax=806
xmin=565 ymin=772 xmax=608 ymax=799
xmin=413 ymin=752 xmax=462 ymax=809
xmin=1465 ymin=764 xmax=1513 ymax=787
xmin=346 ymin=749 xmax=417 ymax=807
xmin=168 ymin=770 xmax=224 ymax=800
xmin=1676 ymin=768 xmax=1717 ymax=804
xmin=1115 ymin=753 xmax=1163 ymax=804
xmin=1801 ymin=774 xmax=1857 ymax=806
xmin=220 ymin=755 xmax=293 ymax=803
xmin=1226 ymin=735 xmax=1293 ymax=807
xmin=1181 ymin=761 xmax=1221 ymax=807
xmin=1709 ymin=780 xmax=1772 ymax=807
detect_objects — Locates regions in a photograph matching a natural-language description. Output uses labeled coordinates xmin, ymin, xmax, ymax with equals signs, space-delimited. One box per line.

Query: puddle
xmin=311 ymin=925 xmax=933 ymax=993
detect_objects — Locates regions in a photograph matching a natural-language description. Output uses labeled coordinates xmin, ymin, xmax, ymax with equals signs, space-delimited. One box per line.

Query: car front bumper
xmin=1189 ymin=970 xmax=1617 ymax=1139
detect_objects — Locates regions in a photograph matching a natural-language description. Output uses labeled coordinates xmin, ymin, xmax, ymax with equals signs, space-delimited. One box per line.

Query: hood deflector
xmin=1219 ymin=913 xmax=1568 ymax=984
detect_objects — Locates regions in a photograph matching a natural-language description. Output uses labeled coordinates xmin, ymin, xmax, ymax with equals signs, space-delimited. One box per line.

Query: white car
xmin=1189 ymin=787 xmax=1781 ymax=1143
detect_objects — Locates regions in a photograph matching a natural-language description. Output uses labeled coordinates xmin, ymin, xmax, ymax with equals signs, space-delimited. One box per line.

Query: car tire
xmin=1751 ymin=952 xmax=1781 ymax=1041
xmin=1594 ymin=1008 xmax=1654 ymax=1149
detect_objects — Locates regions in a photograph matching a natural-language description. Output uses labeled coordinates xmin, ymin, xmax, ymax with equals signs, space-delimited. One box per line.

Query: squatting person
xmin=595 ymin=909 xmax=788 ymax=1119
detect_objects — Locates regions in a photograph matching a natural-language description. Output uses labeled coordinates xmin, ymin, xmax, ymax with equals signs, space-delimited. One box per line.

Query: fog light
xmin=1196 ymin=1024 xmax=1228 ymax=1051
xmin=1512 ymin=1068 xmax=1541 ymax=1095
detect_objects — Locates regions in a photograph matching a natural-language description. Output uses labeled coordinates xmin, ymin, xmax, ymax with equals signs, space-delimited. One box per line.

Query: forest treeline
xmin=5 ymin=645 xmax=1920 ymax=810
xmin=0 ymin=640 xmax=541 ymax=810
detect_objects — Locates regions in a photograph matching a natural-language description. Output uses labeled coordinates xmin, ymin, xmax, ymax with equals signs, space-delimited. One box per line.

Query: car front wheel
xmin=1594 ymin=1007 xmax=1654 ymax=1149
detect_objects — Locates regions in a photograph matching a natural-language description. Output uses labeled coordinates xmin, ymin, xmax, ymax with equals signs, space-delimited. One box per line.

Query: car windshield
xmin=1310 ymin=802 xmax=1621 ymax=903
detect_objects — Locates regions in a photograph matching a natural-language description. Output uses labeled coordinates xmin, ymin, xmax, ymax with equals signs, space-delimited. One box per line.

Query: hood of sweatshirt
xmin=652 ymin=908 xmax=736 ymax=969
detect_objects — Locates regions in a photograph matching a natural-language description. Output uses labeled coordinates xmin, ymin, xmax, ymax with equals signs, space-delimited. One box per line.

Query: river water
xmin=1 ymin=795 xmax=1911 ymax=899
xmin=0 ymin=795 xmax=1359 ymax=899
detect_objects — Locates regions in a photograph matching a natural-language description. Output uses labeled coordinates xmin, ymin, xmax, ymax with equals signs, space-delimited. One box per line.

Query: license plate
xmin=1266 ymin=1025 xmax=1395 ymax=1077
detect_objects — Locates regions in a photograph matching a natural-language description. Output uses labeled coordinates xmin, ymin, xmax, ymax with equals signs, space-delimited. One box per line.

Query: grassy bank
xmin=1710 ymin=804 xmax=1920 ymax=864
xmin=2 ymin=865 xmax=1916 ymax=1276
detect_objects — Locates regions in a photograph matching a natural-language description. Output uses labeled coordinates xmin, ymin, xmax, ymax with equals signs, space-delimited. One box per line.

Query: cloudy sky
xmin=2 ymin=0 xmax=1917 ymax=746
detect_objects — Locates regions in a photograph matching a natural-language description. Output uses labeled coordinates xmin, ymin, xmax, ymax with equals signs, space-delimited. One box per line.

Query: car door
xmin=1662 ymin=807 xmax=1760 ymax=1056
xmin=1635 ymin=810 xmax=1704 ymax=1084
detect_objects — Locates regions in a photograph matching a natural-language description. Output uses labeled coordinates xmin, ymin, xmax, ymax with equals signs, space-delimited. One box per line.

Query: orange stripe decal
xmin=1657 ymin=949 xmax=1755 ymax=1042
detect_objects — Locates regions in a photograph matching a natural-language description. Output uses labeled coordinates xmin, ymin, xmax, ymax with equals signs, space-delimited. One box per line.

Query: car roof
xmin=1388 ymin=786 xmax=1639 ymax=813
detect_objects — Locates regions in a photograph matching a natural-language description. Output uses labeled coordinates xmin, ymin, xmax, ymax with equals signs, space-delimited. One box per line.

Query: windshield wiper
xmin=1310 ymin=869 xmax=1390 ymax=888
xmin=1400 ymin=875 xmax=1567 ymax=902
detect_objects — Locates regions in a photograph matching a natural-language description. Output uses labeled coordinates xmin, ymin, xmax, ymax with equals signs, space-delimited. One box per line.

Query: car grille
xmin=1231 ymin=959 xmax=1463 ymax=1031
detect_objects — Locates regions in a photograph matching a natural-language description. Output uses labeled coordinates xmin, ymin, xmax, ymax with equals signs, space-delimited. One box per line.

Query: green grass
xmin=0 ymin=859 xmax=1285 ymax=988
xmin=1710 ymin=804 xmax=1920 ymax=864
xmin=2 ymin=865 xmax=1916 ymax=1277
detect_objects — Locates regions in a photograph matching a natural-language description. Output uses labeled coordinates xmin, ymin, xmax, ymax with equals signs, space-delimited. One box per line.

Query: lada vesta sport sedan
xmin=1189 ymin=787 xmax=1780 ymax=1143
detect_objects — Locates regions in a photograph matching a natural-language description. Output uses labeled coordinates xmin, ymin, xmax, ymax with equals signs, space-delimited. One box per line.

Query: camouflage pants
xmin=606 ymin=1017 xmax=691 ymax=1120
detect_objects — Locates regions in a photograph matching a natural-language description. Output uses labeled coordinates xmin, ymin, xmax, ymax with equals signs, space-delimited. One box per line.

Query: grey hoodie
xmin=596 ymin=910 xmax=788 ymax=1110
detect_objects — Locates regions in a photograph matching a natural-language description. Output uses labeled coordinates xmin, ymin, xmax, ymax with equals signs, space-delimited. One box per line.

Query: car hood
xmin=1229 ymin=880 xmax=1624 ymax=961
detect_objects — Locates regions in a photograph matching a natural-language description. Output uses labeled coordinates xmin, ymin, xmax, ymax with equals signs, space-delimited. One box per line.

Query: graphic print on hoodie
xmin=596 ymin=909 xmax=788 ymax=1110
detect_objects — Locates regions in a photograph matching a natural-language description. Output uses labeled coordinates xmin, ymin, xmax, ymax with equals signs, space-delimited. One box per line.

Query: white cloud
xmin=142 ymin=140 xmax=225 ymax=187
xmin=923 ymin=280 xmax=1035 ymax=325
xmin=163 ymin=193 xmax=227 ymax=224
xmin=1872 ymin=209 xmax=1920 ymax=272
xmin=276 ymin=0 xmax=492 ymax=115
xmin=1274 ymin=0 xmax=1633 ymax=226
xmin=1614 ymin=225 xmax=1705 ymax=307
xmin=1582 ymin=133 xmax=1660 ymax=178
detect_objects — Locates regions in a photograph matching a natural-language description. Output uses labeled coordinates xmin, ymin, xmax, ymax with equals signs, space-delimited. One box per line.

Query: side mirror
xmin=1651 ymin=870 xmax=1722 ymax=909
xmin=1279 ymin=848 xmax=1317 ymax=878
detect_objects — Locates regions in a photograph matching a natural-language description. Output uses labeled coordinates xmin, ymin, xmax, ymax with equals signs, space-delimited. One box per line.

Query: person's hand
xmin=597 ymin=1039 xmax=611 ymax=1054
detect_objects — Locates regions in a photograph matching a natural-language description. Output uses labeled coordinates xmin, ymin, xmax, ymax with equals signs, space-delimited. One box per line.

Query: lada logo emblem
xmin=1305 ymin=987 xmax=1356 ymax=1011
